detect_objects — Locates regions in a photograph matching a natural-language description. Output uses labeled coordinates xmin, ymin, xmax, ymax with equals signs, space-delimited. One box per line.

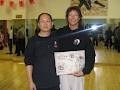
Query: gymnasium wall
xmin=0 ymin=0 xmax=120 ymax=20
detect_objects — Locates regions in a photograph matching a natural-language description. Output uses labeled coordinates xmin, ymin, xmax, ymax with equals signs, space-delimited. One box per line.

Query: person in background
xmin=105 ymin=26 xmax=113 ymax=49
xmin=17 ymin=26 xmax=25 ymax=56
xmin=8 ymin=26 xmax=13 ymax=54
xmin=0 ymin=31 xmax=4 ymax=50
xmin=14 ymin=28 xmax=19 ymax=54
xmin=115 ymin=22 xmax=120 ymax=52
xmin=92 ymin=29 xmax=99 ymax=46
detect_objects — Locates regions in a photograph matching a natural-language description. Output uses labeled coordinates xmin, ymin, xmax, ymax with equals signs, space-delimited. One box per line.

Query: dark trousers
xmin=15 ymin=40 xmax=19 ymax=54
xmin=105 ymin=38 xmax=112 ymax=49
xmin=17 ymin=39 xmax=25 ymax=55
xmin=38 ymin=86 xmax=60 ymax=90
xmin=0 ymin=42 xmax=3 ymax=50
xmin=93 ymin=38 xmax=98 ymax=46
xmin=117 ymin=40 xmax=120 ymax=52
xmin=113 ymin=38 xmax=118 ymax=50
xmin=8 ymin=39 xmax=13 ymax=53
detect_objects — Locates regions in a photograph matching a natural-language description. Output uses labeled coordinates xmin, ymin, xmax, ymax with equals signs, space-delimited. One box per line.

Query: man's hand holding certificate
xmin=54 ymin=50 xmax=85 ymax=75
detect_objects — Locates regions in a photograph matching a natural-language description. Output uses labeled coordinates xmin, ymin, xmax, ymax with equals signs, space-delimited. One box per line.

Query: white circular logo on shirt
xmin=54 ymin=41 xmax=58 ymax=48
xmin=73 ymin=39 xmax=80 ymax=45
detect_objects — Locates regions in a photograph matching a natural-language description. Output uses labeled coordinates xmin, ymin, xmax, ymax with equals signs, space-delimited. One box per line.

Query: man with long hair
xmin=56 ymin=6 xmax=95 ymax=90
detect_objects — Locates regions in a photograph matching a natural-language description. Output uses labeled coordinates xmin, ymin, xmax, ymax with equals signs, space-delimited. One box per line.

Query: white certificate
xmin=54 ymin=50 xmax=85 ymax=75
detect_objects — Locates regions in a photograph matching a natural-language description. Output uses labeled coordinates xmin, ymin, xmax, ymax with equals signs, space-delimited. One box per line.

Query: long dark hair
xmin=66 ymin=6 xmax=83 ymax=29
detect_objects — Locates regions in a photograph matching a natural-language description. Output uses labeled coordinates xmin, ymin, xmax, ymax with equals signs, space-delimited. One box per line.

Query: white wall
xmin=108 ymin=0 xmax=120 ymax=18
xmin=0 ymin=0 xmax=120 ymax=20
xmin=26 ymin=0 xmax=71 ymax=19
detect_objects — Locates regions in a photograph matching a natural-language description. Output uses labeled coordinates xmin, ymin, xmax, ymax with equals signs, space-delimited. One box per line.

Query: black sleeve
xmin=24 ymin=37 xmax=35 ymax=66
xmin=82 ymin=34 xmax=95 ymax=75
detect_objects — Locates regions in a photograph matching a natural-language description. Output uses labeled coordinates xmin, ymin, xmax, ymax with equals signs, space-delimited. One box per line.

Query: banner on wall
xmin=0 ymin=0 xmax=4 ymax=6
xmin=29 ymin=0 xmax=35 ymax=4
xmin=9 ymin=0 xmax=15 ymax=9
xmin=19 ymin=0 xmax=24 ymax=7
xmin=71 ymin=0 xmax=108 ymax=16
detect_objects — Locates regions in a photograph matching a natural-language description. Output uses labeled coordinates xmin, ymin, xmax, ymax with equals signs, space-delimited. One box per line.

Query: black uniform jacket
xmin=55 ymin=26 xmax=95 ymax=75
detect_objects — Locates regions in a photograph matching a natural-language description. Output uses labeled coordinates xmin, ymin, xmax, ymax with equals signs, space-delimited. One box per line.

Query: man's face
xmin=38 ymin=14 xmax=53 ymax=32
xmin=67 ymin=10 xmax=80 ymax=27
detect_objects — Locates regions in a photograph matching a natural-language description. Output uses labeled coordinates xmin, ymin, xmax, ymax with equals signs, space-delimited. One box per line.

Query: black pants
xmin=15 ymin=40 xmax=19 ymax=54
xmin=38 ymin=86 xmax=60 ymax=90
xmin=93 ymin=38 xmax=98 ymax=46
xmin=117 ymin=40 xmax=120 ymax=52
xmin=8 ymin=39 xmax=13 ymax=53
xmin=17 ymin=39 xmax=25 ymax=55
xmin=105 ymin=38 xmax=112 ymax=49
xmin=0 ymin=42 xmax=3 ymax=50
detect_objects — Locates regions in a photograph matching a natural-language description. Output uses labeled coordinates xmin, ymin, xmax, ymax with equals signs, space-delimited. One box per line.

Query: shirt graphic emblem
xmin=73 ymin=39 xmax=80 ymax=45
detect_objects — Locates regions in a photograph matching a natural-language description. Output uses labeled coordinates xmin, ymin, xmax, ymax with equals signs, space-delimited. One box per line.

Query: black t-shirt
xmin=24 ymin=35 xmax=59 ymax=88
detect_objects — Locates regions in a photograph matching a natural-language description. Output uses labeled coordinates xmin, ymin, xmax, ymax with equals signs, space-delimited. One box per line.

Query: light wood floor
xmin=0 ymin=45 xmax=120 ymax=90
